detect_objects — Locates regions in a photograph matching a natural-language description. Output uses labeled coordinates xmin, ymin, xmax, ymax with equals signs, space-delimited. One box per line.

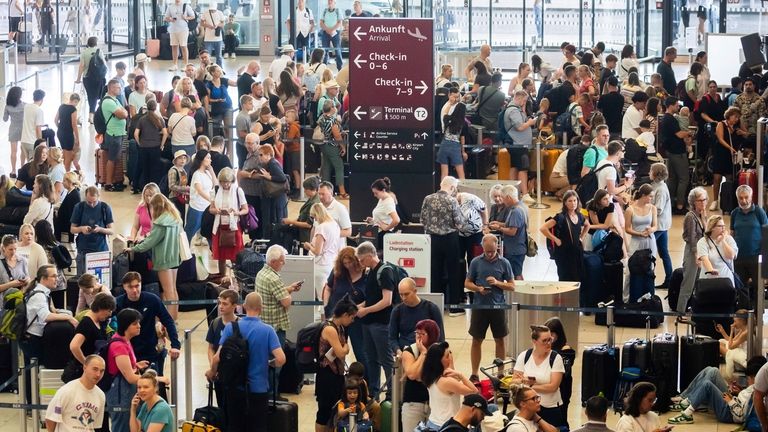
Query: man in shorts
xmin=165 ymin=0 xmax=196 ymax=72
xmin=464 ymin=234 xmax=515 ymax=382
xmin=505 ymin=90 xmax=538 ymax=204
xmin=101 ymin=80 xmax=128 ymax=191
xmin=20 ymin=89 xmax=45 ymax=163
xmin=8 ymin=0 xmax=23 ymax=44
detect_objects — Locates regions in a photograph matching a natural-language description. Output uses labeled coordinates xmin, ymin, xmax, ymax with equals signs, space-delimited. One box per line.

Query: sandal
xmin=338 ymin=193 xmax=350 ymax=199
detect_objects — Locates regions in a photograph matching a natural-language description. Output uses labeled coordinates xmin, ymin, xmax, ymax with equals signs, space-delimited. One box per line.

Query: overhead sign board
xmin=348 ymin=18 xmax=435 ymax=173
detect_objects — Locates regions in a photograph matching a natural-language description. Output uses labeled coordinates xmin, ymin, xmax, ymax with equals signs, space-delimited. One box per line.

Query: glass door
xmin=434 ymin=0 xmax=469 ymax=50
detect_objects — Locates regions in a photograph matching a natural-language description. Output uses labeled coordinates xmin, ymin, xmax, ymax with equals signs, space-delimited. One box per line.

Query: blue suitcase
xmin=581 ymin=252 xmax=604 ymax=308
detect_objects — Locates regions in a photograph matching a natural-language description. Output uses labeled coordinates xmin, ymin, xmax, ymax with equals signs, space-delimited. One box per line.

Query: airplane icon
xmin=407 ymin=27 xmax=427 ymax=41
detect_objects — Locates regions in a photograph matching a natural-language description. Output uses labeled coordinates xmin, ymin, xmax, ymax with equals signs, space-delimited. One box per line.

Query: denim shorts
xmin=436 ymin=139 xmax=463 ymax=166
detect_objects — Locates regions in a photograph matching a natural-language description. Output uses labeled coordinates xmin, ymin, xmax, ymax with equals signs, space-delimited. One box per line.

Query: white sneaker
xmin=709 ymin=200 xmax=719 ymax=211
xmin=522 ymin=193 xmax=536 ymax=203
xmin=223 ymin=53 xmax=229 ymax=59
xmin=168 ymin=64 xmax=178 ymax=71
xmin=231 ymin=53 xmax=236 ymax=59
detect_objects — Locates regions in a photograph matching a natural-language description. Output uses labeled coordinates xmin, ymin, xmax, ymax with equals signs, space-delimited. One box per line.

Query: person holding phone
xmin=616 ymin=382 xmax=668 ymax=432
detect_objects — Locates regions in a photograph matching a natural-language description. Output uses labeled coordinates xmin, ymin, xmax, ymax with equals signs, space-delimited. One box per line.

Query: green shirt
xmin=101 ymin=96 xmax=127 ymax=137
xmin=137 ymin=399 xmax=174 ymax=432
xmin=225 ymin=22 xmax=241 ymax=39
xmin=255 ymin=265 xmax=290 ymax=331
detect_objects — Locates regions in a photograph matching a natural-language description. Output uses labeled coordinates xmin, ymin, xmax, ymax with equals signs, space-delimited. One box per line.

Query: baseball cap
xmin=462 ymin=394 xmax=492 ymax=415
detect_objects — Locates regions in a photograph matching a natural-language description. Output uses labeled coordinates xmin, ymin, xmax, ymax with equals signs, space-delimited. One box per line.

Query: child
xmin=283 ymin=110 xmax=302 ymax=196
xmin=578 ymin=92 xmax=594 ymax=128
xmin=716 ymin=309 xmax=749 ymax=381
xmin=337 ymin=378 xmax=370 ymax=421
xmin=347 ymin=362 xmax=380 ymax=430
xmin=636 ymin=119 xmax=659 ymax=161
xmin=676 ymin=106 xmax=691 ymax=131
xmin=567 ymin=93 xmax=587 ymax=137
xmin=75 ymin=273 xmax=111 ymax=314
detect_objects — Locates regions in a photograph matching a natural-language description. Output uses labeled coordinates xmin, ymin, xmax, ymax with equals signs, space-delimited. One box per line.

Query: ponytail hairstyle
xmin=370 ymin=177 xmax=391 ymax=192
xmin=145 ymin=99 xmax=164 ymax=130
xmin=510 ymin=384 xmax=534 ymax=409
xmin=633 ymin=183 xmax=653 ymax=201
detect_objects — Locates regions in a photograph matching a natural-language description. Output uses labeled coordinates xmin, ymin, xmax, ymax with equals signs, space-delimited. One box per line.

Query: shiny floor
xmin=0 ymin=54 xmax=760 ymax=431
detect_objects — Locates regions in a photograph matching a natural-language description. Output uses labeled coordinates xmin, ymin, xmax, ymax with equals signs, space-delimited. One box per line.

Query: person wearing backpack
xmin=319 ymin=0 xmax=344 ymax=70
xmin=75 ymin=37 xmax=107 ymax=122
xmin=355 ymin=241 xmax=399 ymax=400
xmin=209 ymin=291 xmax=286 ymax=432
xmin=286 ymin=0 xmax=314 ymax=60
xmin=164 ymin=0 xmax=196 ymax=72
xmin=99 ymin=80 xmax=129 ymax=192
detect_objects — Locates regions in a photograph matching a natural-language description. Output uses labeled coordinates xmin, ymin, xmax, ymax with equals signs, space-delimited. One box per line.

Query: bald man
xmin=211 ymin=292 xmax=286 ymax=432
xmin=464 ymin=44 xmax=493 ymax=80
xmin=237 ymin=60 xmax=261 ymax=102
xmin=464 ymin=234 xmax=515 ymax=380
xmin=388 ymin=277 xmax=445 ymax=356
xmin=45 ymin=355 xmax=106 ymax=431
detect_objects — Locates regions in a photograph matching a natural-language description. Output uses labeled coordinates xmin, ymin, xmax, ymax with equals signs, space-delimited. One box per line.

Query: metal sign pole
xmin=755 ymin=118 xmax=765 ymax=357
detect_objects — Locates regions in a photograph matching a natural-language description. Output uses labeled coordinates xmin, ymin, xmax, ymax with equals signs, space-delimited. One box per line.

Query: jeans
xmin=185 ymin=207 xmax=205 ymax=241
xmin=223 ymin=34 xmax=239 ymax=54
xmin=205 ymin=40 xmax=223 ymax=66
xmin=361 ymin=322 xmax=393 ymax=399
xmin=236 ymin=142 xmax=247 ymax=169
xmin=654 ymin=230 xmax=673 ymax=287
xmin=76 ymin=251 xmax=87 ymax=276
xmin=402 ymin=402 xmax=430 ymax=432
xmin=295 ymin=32 xmax=311 ymax=61
xmin=678 ymin=246 xmax=698 ymax=313
xmin=680 ymin=366 xmax=734 ymax=422
xmin=347 ymin=320 xmax=370 ymax=388
xmin=260 ymin=194 xmax=288 ymax=240
xmin=320 ymin=31 xmax=343 ymax=70
xmin=172 ymin=143 xmax=196 ymax=158
xmin=19 ymin=336 xmax=42 ymax=404
xmin=106 ymin=374 xmax=137 ymax=432
xmin=666 ymin=153 xmax=690 ymax=209
xmin=505 ymin=253 xmax=525 ymax=279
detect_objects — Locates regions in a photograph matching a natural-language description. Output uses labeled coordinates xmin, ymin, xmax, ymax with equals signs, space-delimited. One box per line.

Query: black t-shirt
xmin=56 ymin=104 xmax=76 ymax=137
xmin=194 ymin=79 xmax=209 ymax=100
xmin=17 ymin=162 xmax=43 ymax=190
xmin=362 ymin=262 xmax=396 ymax=325
xmin=205 ymin=316 xmax=237 ymax=352
xmin=74 ymin=315 xmax=107 ymax=357
xmin=656 ymin=60 xmax=677 ymax=95
xmin=597 ymin=91 xmax=624 ymax=134
xmin=194 ymin=108 xmax=209 ymax=138
xmin=659 ymin=112 xmax=686 ymax=154
xmin=439 ymin=418 xmax=469 ymax=432
xmin=402 ymin=344 xmax=429 ymax=403
xmin=599 ymin=68 xmax=614 ymax=93
xmin=698 ymin=94 xmax=726 ymax=122
xmin=588 ymin=202 xmax=615 ymax=234
xmin=268 ymin=94 xmax=281 ymax=115
xmin=237 ymin=72 xmax=255 ymax=104
xmin=210 ymin=150 xmax=232 ymax=176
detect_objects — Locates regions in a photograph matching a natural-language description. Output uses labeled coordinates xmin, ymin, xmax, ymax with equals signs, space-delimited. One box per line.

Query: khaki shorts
xmin=170 ymin=30 xmax=189 ymax=47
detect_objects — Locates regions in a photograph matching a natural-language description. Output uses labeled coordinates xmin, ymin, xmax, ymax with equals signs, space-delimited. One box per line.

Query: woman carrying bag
xmin=209 ymin=167 xmax=248 ymax=277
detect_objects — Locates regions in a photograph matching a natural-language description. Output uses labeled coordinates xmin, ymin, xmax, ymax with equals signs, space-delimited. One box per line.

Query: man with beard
xmin=439 ymin=393 xmax=492 ymax=431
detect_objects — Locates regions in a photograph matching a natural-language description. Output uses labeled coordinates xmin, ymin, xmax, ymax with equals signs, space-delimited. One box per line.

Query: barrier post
xmin=747 ymin=310 xmax=755 ymax=359
xmin=391 ymin=357 xmax=402 ymax=432
xmin=530 ymin=140 xmax=549 ymax=209
xmin=511 ymin=302 xmax=520 ymax=357
xmin=18 ymin=363 xmax=27 ymax=432
xmin=31 ymin=358 xmax=39 ymax=430
xmin=606 ymin=306 xmax=615 ymax=347
xmin=59 ymin=61 xmax=64 ymax=103
xmin=170 ymin=353 xmax=179 ymax=426
xmin=34 ymin=71 xmax=39 ymax=90
xmin=755 ymin=118 xmax=765 ymax=357
xmin=184 ymin=329 xmax=193 ymax=422
xmin=299 ymin=135 xmax=306 ymax=201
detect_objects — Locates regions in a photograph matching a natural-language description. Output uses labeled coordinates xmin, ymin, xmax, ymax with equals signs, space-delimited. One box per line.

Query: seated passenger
xmin=716 ymin=310 xmax=749 ymax=381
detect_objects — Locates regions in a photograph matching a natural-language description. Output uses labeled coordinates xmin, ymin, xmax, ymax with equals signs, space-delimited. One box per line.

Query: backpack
xmin=296 ymin=320 xmax=334 ymax=373
xmin=51 ymin=244 xmax=73 ymax=270
xmin=183 ymin=3 xmax=198 ymax=33
xmin=675 ymin=78 xmax=694 ymax=107
xmin=623 ymin=138 xmax=645 ymax=163
xmin=496 ymin=104 xmax=516 ymax=144
xmin=1 ymin=288 xmax=47 ymax=341
xmin=87 ymin=49 xmax=108 ymax=79
xmin=395 ymin=199 xmax=411 ymax=226
xmin=96 ymin=338 xmax=121 ymax=392
xmin=554 ymin=103 xmax=578 ymax=137
xmin=302 ymin=63 xmax=322 ymax=96
xmin=566 ymin=145 xmax=593 ymax=185
xmin=575 ymin=162 xmax=613 ymax=206
xmin=376 ymin=262 xmax=408 ymax=305
xmin=93 ymin=96 xmax=117 ymax=135
xmin=523 ymin=348 xmax=573 ymax=402
xmin=218 ymin=320 xmax=250 ymax=387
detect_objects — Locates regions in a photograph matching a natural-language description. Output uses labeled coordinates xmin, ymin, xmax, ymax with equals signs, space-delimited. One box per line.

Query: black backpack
xmin=566 ymin=145 xmax=593 ymax=185
xmin=96 ymin=338 xmax=120 ymax=392
xmin=183 ymin=3 xmax=198 ymax=32
xmin=575 ymin=163 xmax=613 ymax=206
xmin=376 ymin=262 xmax=408 ymax=305
xmin=218 ymin=320 xmax=250 ymax=387
xmin=523 ymin=348 xmax=573 ymax=403
xmin=87 ymin=49 xmax=108 ymax=79
xmin=51 ymin=244 xmax=73 ymax=269
xmin=93 ymin=96 xmax=117 ymax=135
xmin=296 ymin=320 xmax=333 ymax=373
xmin=623 ymin=138 xmax=646 ymax=164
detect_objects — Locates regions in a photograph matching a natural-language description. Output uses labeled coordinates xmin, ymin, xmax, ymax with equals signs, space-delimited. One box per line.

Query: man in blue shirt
xmin=464 ymin=234 xmax=515 ymax=381
xmin=211 ymin=291 xmax=285 ymax=432
xmin=730 ymin=185 xmax=768 ymax=305
xmin=488 ymin=184 xmax=528 ymax=279
xmin=70 ymin=186 xmax=114 ymax=276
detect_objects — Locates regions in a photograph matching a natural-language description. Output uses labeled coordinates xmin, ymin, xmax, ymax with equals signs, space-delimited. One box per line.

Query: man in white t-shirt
xmin=165 ymin=0 xmax=196 ymax=72
xmin=45 ymin=355 xmax=106 ymax=432
xmin=285 ymin=0 xmax=314 ymax=61
xmin=269 ymin=44 xmax=295 ymax=83
xmin=318 ymin=181 xmax=351 ymax=250
xmin=621 ymin=91 xmax=648 ymax=140
xmin=21 ymin=89 xmax=45 ymax=163
xmin=596 ymin=141 xmax=633 ymax=202
xmin=200 ymin=3 xmax=225 ymax=66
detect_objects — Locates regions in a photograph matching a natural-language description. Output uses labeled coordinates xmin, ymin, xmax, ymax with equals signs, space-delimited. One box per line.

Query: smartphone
xmin=297 ymin=280 xmax=305 ymax=286
xmin=528 ymin=376 xmax=536 ymax=382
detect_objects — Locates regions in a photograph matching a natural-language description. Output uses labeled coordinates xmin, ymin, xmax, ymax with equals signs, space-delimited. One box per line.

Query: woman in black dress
xmin=712 ymin=106 xmax=740 ymax=211
xmin=539 ymin=190 xmax=589 ymax=282
xmin=55 ymin=93 xmax=80 ymax=171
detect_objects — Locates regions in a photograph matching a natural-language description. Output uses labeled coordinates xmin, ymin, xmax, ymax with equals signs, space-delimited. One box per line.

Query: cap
xmin=280 ymin=44 xmax=296 ymax=53
xmin=462 ymin=394 xmax=492 ymax=415
xmin=173 ymin=150 xmax=189 ymax=162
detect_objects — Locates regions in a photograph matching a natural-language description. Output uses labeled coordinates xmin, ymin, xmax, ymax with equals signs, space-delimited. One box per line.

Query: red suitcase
xmin=737 ymin=168 xmax=758 ymax=203
xmin=95 ymin=148 xmax=124 ymax=186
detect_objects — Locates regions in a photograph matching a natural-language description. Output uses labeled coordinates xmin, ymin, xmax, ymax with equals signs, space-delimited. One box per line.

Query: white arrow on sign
xmin=354 ymin=131 xmax=361 ymax=139
xmin=415 ymin=81 xmax=428 ymax=95
xmin=354 ymin=143 xmax=360 ymax=149
xmin=353 ymin=54 xmax=367 ymax=69
xmin=354 ymin=27 xmax=367 ymax=41
xmin=420 ymin=132 xmax=429 ymax=139
xmin=353 ymin=106 xmax=367 ymax=120
xmin=354 ymin=153 xmax=361 ymax=160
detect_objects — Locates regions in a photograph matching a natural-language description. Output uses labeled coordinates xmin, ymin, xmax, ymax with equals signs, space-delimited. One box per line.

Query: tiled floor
xmin=0 ymin=53 xmax=762 ymax=431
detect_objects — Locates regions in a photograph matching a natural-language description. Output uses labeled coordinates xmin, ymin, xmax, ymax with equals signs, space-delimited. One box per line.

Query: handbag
xmin=236 ymin=192 xmax=258 ymax=231
xmin=193 ymin=383 xmax=224 ymax=428
xmin=264 ymin=178 xmax=289 ymax=198
xmin=312 ymin=124 xmax=324 ymax=142
xmin=210 ymin=11 xmax=222 ymax=37
xmin=181 ymin=421 xmax=220 ymax=432
xmin=179 ymin=230 xmax=193 ymax=261
xmin=526 ymin=231 xmax=538 ymax=257
xmin=218 ymin=228 xmax=236 ymax=247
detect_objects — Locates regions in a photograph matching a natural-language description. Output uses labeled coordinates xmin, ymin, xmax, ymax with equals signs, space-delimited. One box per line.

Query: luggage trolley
xmin=479 ymin=358 xmax=517 ymax=414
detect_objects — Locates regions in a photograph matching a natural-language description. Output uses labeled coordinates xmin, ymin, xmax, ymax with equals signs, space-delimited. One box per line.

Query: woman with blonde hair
xmin=209 ymin=168 xmax=248 ymax=276
xmin=129 ymin=183 xmax=161 ymax=242
xmin=129 ymin=369 xmax=175 ymax=432
xmin=168 ymin=97 xmax=198 ymax=157
xmin=304 ymin=202 xmax=341 ymax=300
xmin=46 ymin=147 xmax=65 ymax=200
xmin=17 ymin=223 xmax=47 ymax=282
xmin=127 ymin=194 xmax=183 ymax=320
xmin=262 ymin=77 xmax=285 ymax=118
xmin=24 ymin=175 xmax=56 ymax=227
xmin=314 ymin=68 xmax=335 ymax=101
xmin=505 ymin=384 xmax=559 ymax=432
xmin=172 ymin=76 xmax=201 ymax=113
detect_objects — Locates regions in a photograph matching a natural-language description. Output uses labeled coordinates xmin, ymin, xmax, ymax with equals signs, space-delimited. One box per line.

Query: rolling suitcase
xmin=595 ymin=295 xmax=663 ymax=328
xmin=466 ymin=146 xmax=492 ymax=179
xmin=666 ymin=267 xmax=684 ymax=311
xmin=603 ymin=261 xmax=625 ymax=305
xmin=159 ymin=32 xmax=173 ymax=60
xmin=680 ymin=334 xmax=720 ymax=389
xmin=719 ymin=178 xmax=736 ymax=213
xmin=41 ymin=321 xmax=75 ymax=369
xmin=651 ymin=332 xmax=679 ymax=413
xmin=146 ymin=38 xmax=160 ymax=58
xmin=380 ymin=400 xmax=392 ymax=432
xmin=737 ymin=168 xmax=758 ymax=204
xmin=580 ymin=251 xmax=604 ymax=308
xmin=691 ymin=276 xmax=736 ymax=339
xmin=540 ymin=146 xmax=564 ymax=192
xmin=278 ymin=340 xmax=303 ymax=395
xmin=622 ymin=319 xmax=653 ymax=374
xmin=268 ymin=368 xmax=299 ymax=432
xmin=0 ymin=339 xmax=13 ymax=392
xmin=95 ymin=148 xmax=124 ymax=186
xmin=581 ymin=344 xmax=619 ymax=402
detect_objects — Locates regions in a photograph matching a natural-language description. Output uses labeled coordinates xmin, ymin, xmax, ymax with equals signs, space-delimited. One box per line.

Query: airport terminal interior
xmin=0 ymin=0 xmax=766 ymax=431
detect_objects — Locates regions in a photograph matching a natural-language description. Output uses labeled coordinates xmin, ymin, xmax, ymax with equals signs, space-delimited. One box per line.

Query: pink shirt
xmin=137 ymin=203 xmax=152 ymax=237
xmin=107 ymin=335 xmax=136 ymax=377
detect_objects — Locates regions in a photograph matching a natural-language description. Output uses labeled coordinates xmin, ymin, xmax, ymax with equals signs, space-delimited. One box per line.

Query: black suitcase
xmin=719 ymin=179 xmax=736 ymax=213
xmin=691 ymin=277 xmax=736 ymax=339
xmin=666 ymin=267 xmax=684 ymax=311
xmin=41 ymin=321 xmax=75 ymax=369
xmin=50 ymin=35 xmax=68 ymax=55
xmin=581 ymin=344 xmax=618 ymax=402
xmin=680 ymin=334 xmax=720 ymax=389
xmin=177 ymin=281 xmax=208 ymax=312
xmin=581 ymin=251 xmax=604 ymax=308
xmin=0 ymin=206 xmax=26 ymax=225
xmin=0 ymin=339 xmax=13 ymax=392
xmin=466 ymin=146 xmax=492 ymax=179
xmin=187 ymin=33 xmax=198 ymax=60
xmin=269 ymin=368 xmax=299 ymax=432
xmin=66 ymin=276 xmax=79 ymax=314
xmin=278 ymin=340 xmax=303 ymax=395
xmin=193 ymin=383 xmax=224 ymax=428
xmin=595 ymin=295 xmax=662 ymax=328
xmin=622 ymin=338 xmax=652 ymax=375
xmin=159 ymin=33 xmax=173 ymax=60
xmin=651 ymin=332 xmax=679 ymax=413
xmin=603 ymin=261 xmax=624 ymax=305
